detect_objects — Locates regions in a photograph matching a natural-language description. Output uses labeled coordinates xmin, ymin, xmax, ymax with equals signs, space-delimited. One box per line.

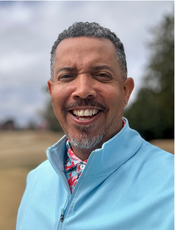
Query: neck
xmin=68 ymin=119 xmax=124 ymax=161
xmin=71 ymin=143 xmax=101 ymax=161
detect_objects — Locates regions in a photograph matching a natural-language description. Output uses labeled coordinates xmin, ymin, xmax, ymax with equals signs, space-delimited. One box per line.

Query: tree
xmin=124 ymin=11 xmax=174 ymax=140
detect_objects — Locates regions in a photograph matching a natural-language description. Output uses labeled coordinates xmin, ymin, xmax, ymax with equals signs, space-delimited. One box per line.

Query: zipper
xmin=60 ymin=209 xmax=65 ymax=222
xmin=58 ymin=197 xmax=69 ymax=230
xmin=59 ymin=152 xmax=96 ymax=224
xmin=47 ymin=149 xmax=71 ymax=229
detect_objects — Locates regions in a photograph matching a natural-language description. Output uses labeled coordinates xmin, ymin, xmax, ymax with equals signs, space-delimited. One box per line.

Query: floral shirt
xmin=65 ymin=140 xmax=88 ymax=193
xmin=64 ymin=118 xmax=126 ymax=194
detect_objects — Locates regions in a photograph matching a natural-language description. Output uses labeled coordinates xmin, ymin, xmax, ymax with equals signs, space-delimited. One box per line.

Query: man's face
xmin=48 ymin=37 xmax=134 ymax=156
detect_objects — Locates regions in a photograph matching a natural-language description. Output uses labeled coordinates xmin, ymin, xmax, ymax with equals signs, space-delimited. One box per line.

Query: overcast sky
xmin=0 ymin=1 xmax=173 ymax=128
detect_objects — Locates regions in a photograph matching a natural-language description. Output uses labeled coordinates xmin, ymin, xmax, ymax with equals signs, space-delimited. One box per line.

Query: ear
xmin=123 ymin=78 xmax=134 ymax=106
xmin=47 ymin=80 xmax=53 ymax=96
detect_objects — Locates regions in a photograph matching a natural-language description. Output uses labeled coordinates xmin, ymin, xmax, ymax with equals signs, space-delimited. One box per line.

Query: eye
xmin=97 ymin=73 xmax=109 ymax=78
xmin=58 ymin=74 xmax=76 ymax=82
xmin=94 ymin=73 xmax=112 ymax=82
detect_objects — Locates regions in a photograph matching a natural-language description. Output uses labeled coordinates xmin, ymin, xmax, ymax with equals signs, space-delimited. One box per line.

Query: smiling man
xmin=48 ymin=36 xmax=133 ymax=161
xmin=16 ymin=22 xmax=174 ymax=230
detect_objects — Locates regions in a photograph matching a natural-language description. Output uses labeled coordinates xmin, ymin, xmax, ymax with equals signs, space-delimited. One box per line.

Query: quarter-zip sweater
xmin=16 ymin=119 xmax=174 ymax=230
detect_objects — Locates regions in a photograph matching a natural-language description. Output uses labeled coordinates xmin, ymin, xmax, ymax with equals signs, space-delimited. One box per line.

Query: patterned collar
xmin=65 ymin=140 xmax=88 ymax=193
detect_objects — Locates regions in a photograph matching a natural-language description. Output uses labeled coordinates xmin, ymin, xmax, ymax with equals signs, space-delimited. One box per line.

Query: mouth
xmin=71 ymin=109 xmax=100 ymax=120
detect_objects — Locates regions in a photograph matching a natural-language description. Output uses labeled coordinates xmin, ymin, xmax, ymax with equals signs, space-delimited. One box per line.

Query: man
xmin=16 ymin=22 xmax=174 ymax=230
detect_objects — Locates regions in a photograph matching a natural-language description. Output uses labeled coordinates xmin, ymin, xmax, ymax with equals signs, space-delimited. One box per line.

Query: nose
xmin=72 ymin=75 xmax=96 ymax=100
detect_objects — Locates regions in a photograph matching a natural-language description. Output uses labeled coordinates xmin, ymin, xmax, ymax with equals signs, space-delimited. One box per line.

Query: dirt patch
xmin=0 ymin=130 xmax=64 ymax=169
xmin=0 ymin=168 xmax=29 ymax=230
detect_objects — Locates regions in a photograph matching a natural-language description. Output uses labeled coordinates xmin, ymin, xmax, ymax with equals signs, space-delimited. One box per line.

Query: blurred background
xmin=0 ymin=1 xmax=174 ymax=230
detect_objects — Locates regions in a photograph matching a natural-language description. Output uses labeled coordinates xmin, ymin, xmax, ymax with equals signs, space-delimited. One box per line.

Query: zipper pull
xmin=60 ymin=209 xmax=64 ymax=222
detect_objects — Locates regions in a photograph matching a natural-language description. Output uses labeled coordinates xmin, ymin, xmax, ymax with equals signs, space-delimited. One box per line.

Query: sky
xmin=0 ymin=1 xmax=173 ymax=128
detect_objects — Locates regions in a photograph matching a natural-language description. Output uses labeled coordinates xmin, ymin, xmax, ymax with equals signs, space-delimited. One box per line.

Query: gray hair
xmin=50 ymin=22 xmax=127 ymax=80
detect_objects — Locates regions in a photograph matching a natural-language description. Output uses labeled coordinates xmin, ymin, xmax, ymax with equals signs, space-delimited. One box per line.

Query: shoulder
xmin=26 ymin=160 xmax=57 ymax=187
xmin=141 ymin=139 xmax=174 ymax=164
xmin=134 ymin=139 xmax=174 ymax=185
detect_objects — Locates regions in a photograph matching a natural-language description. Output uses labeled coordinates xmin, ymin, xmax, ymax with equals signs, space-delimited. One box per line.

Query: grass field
xmin=0 ymin=130 xmax=174 ymax=230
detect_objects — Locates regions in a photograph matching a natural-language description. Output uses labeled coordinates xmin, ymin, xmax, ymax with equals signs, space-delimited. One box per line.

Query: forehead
xmin=56 ymin=37 xmax=116 ymax=52
xmin=54 ymin=37 xmax=117 ymax=68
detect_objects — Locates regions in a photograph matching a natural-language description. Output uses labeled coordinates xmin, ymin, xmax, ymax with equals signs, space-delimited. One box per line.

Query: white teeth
xmin=79 ymin=110 xmax=84 ymax=116
xmin=73 ymin=109 xmax=99 ymax=117
xmin=85 ymin=110 xmax=90 ymax=116
xmin=79 ymin=118 xmax=91 ymax=120
xmin=92 ymin=110 xmax=98 ymax=115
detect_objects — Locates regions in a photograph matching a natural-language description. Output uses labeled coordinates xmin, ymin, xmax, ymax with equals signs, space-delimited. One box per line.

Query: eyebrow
xmin=56 ymin=67 xmax=76 ymax=76
xmin=55 ymin=65 xmax=114 ymax=76
xmin=90 ymin=65 xmax=114 ymax=74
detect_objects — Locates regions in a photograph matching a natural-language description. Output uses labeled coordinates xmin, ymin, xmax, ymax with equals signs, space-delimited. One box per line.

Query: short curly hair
xmin=50 ymin=22 xmax=127 ymax=80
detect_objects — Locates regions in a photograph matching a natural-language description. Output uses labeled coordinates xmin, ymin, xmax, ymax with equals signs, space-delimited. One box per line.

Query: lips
xmin=65 ymin=100 xmax=107 ymax=123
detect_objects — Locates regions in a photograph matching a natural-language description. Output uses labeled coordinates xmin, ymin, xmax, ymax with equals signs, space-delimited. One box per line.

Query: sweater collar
xmin=46 ymin=118 xmax=143 ymax=176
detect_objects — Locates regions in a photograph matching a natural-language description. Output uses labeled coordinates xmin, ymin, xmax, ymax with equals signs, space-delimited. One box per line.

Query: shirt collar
xmin=65 ymin=140 xmax=88 ymax=172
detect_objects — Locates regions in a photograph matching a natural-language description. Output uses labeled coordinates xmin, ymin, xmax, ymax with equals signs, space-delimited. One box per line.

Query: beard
xmin=67 ymin=124 xmax=105 ymax=150
xmin=61 ymin=99 xmax=107 ymax=150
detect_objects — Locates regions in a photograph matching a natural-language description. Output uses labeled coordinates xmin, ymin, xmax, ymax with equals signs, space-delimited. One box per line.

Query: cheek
xmin=51 ymin=86 xmax=67 ymax=108
xmin=104 ymin=87 xmax=124 ymax=107
xmin=51 ymin=92 xmax=60 ymax=109
xmin=105 ymin=92 xmax=125 ymax=122
xmin=50 ymin=93 xmax=64 ymax=123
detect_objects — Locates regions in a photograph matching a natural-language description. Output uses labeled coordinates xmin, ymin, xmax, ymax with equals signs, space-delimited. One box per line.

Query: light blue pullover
xmin=16 ymin=119 xmax=174 ymax=230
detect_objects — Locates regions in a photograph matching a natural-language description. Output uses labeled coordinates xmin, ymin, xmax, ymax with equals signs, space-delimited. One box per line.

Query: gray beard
xmin=68 ymin=130 xmax=105 ymax=150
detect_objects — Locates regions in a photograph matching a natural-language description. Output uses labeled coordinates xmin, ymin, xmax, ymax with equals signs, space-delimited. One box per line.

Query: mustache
xmin=64 ymin=99 xmax=107 ymax=111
